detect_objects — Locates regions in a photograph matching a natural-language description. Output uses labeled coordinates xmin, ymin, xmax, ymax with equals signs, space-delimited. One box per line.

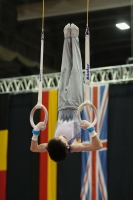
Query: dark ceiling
xmin=0 ymin=0 xmax=132 ymax=78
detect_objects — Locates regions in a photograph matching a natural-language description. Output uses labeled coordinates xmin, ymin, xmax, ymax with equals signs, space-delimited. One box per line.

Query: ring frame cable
xmin=77 ymin=0 xmax=97 ymax=126
xmin=30 ymin=0 xmax=48 ymax=128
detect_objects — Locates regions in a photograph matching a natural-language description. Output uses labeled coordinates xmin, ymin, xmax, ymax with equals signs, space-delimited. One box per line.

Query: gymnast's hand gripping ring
xmin=30 ymin=103 xmax=48 ymax=129
xmin=77 ymin=100 xmax=97 ymax=126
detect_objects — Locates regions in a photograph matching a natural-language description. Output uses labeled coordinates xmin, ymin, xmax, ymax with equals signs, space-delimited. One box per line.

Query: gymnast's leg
xmin=58 ymin=23 xmax=72 ymax=111
xmin=67 ymin=23 xmax=84 ymax=109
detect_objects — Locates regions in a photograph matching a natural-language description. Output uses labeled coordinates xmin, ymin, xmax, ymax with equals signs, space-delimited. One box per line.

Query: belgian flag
xmin=0 ymin=94 xmax=9 ymax=200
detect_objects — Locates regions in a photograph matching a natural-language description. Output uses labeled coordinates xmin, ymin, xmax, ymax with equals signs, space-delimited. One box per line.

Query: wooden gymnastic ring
xmin=30 ymin=104 xmax=48 ymax=128
xmin=77 ymin=100 xmax=97 ymax=126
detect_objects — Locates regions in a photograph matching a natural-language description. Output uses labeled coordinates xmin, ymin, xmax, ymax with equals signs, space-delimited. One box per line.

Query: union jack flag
xmin=80 ymin=84 xmax=109 ymax=200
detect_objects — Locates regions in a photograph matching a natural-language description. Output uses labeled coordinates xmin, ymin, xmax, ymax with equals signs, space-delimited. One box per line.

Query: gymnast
xmin=30 ymin=23 xmax=103 ymax=162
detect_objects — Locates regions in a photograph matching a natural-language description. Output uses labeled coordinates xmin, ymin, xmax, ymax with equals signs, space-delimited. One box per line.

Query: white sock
xmin=64 ymin=23 xmax=71 ymax=38
xmin=71 ymin=23 xmax=79 ymax=37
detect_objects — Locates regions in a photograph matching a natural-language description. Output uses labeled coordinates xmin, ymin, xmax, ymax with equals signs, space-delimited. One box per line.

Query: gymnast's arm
xmin=30 ymin=122 xmax=48 ymax=152
xmin=71 ymin=135 xmax=102 ymax=152
xmin=71 ymin=120 xmax=103 ymax=152
xmin=30 ymin=140 xmax=47 ymax=152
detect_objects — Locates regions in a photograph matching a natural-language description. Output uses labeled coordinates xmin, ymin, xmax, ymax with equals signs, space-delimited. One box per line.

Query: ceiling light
xmin=116 ymin=23 xmax=130 ymax=30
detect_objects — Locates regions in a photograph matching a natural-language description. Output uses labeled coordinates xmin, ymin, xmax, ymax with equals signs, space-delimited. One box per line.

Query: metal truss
xmin=89 ymin=64 xmax=133 ymax=84
xmin=0 ymin=64 xmax=133 ymax=94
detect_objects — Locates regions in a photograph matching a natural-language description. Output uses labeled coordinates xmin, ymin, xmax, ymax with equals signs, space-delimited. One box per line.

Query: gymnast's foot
xmin=64 ymin=23 xmax=71 ymax=38
xmin=71 ymin=23 xmax=79 ymax=38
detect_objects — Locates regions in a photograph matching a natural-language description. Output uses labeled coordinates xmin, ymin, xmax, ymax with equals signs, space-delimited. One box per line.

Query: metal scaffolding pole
xmin=0 ymin=64 xmax=133 ymax=94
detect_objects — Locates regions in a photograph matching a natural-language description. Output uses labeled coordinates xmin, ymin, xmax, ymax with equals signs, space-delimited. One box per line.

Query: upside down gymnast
xmin=30 ymin=23 xmax=103 ymax=162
